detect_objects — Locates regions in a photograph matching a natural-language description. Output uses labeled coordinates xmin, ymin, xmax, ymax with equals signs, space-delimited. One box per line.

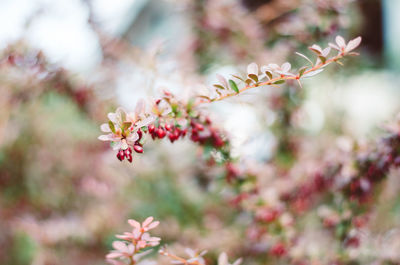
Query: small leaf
xmin=248 ymin=74 xmax=258 ymax=83
xmin=197 ymin=95 xmax=211 ymax=100
xmin=295 ymin=52 xmax=313 ymax=66
xmin=122 ymin=122 xmax=132 ymax=131
xmin=266 ymin=71 xmax=273 ymax=80
xmin=229 ymin=79 xmax=239 ymax=93
xmin=318 ymin=56 xmax=327 ymax=64
xmin=298 ymin=67 xmax=308 ymax=77
xmin=245 ymin=79 xmax=252 ymax=85
xmin=308 ymin=45 xmax=322 ymax=55
xmin=302 ymin=69 xmax=324 ymax=78
xmin=231 ymin=75 xmax=244 ymax=82
xmin=213 ymin=84 xmax=226 ymax=90
xmin=335 ymin=60 xmax=344 ymax=66
xmin=273 ymin=80 xmax=285 ymax=84
xmin=108 ymin=121 xmax=116 ymax=133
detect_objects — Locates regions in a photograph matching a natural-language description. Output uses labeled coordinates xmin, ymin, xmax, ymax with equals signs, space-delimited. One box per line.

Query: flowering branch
xmin=203 ymin=36 xmax=361 ymax=103
xmin=98 ymin=35 xmax=361 ymax=164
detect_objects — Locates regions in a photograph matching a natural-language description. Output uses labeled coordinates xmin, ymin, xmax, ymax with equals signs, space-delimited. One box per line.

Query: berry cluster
xmin=148 ymin=123 xmax=187 ymax=143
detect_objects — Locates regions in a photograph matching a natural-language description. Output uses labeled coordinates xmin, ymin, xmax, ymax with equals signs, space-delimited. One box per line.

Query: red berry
xmin=165 ymin=124 xmax=172 ymax=131
xmin=270 ymin=243 xmax=286 ymax=257
xmin=195 ymin=123 xmax=204 ymax=131
xmin=124 ymin=147 xmax=132 ymax=156
xmin=137 ymin=129 xmax=143 ymax=140
xmin=182 ymin=128 xmax=187 ymax=137
xmin=148 ymin=124 xmax=155 ymax=133
xmin=133 ymin=145 xmax=143 ymax=153
xmin=127 ymin=154 xmax=133 ymax=163
xmin=117 ymin=150 xmax=125 ymax=161
xmin=168 ymin=133 xmax=176 ymax=143
xmin=157 ymin=128 xmax=166 ymax=138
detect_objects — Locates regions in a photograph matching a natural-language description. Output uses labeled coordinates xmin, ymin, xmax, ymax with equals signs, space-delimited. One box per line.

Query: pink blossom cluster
xmin=106 ymin=217 xmax=160 ymax=265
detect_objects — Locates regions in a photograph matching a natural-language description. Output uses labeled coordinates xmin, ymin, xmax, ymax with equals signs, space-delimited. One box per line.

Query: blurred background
xmin=1 ymin=0 xmax=400 ymax=264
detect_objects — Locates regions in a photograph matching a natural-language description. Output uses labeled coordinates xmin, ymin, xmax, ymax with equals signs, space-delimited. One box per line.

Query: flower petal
xmin=98 ymin=134 xmax=114 ymax=141
xmin=147 ymin=220 xmax=159 ymax=230
xmin=112 ymin=241 xmax=128 ymax=252
xmin=128 ymin=217 xmax=141 ymax=229
xmin=322 ymin=47 xmax=331 ymax=57
xmin=135 ymin=116 xmax=155 ymax=129
xmin=143 ymin=216 xmax=154 ymax=227
xmin=335 ymin=35 xmax=346 ymax=48
xmin=100 ymin=123 xmax=111 ymax=132
xmin=345 ymin=36 xmax=362 ymax=53
xmin=329 ymin=43 xmax=340 ymax=50
xmin=135 ymin=99 xmax=145 ymax=115
xmin=232 ymin=258 xmax=243 ymax=265
xmin=218 ymin=252 xmax=228 ymax=265
xmin=106 ymin=252 xmax=124 ymax=259
xmin=281 ymin=62 xmax=291 ymax=72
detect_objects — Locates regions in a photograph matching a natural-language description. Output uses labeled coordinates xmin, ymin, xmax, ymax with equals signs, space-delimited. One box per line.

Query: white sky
xmin=0 ymin=0 xmax=136 ymax=72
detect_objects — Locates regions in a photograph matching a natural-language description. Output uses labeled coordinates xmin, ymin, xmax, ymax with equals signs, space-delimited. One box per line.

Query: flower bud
xmin=157 ymin=128 xmax=166 ymax=138
xmin=148 ymin=124 xmax=155 ymax=133
xmin=134 ymin=145 xmax=143 ymax=153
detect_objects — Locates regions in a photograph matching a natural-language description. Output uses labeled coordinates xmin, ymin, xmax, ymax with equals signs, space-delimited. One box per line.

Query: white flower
xmin=329 ymin=35 xmax=362 ymax=54
xmin=98 ymin=100 xmax=154 ymax=151
xmin=98 ymin=107 xmax=139 ymax=150
xmin=218 ymin=252 xmax=242 ymax=265
xmin=127 ymin=100 xmax=155 ymax=129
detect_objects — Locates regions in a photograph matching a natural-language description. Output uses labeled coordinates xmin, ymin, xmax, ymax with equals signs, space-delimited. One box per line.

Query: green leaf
xmin=108 ymin=121 xmax=116 ymax=133
xmin=273 ymin=80 xmax=285 ymax=84
xmin=122 ymin=122 xmax=132 ymax=131
xmin=229 ymin=79 xmax=239 ymax=93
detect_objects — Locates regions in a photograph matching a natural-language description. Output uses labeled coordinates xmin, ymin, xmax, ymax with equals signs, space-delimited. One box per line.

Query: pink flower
xmin=116 ymin=217 xmax=161 ymax=250
xmin=329 ymin=35 xmax=362 ymax=54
